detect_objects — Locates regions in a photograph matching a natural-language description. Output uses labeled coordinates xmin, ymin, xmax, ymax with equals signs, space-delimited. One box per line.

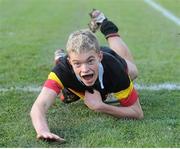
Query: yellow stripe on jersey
xmin=68 ymin=88 xmax=84 ymax=99
xmin=48 ymin=72 xmax=64 ymax=89
xmin=113 ymin=81 xmax=133 ymax=100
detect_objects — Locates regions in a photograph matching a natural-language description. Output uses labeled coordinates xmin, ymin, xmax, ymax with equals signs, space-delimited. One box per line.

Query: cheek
xmin=92 ymin=64 xmax=99 ymax=72
xmin=72 ymin=67 xmax=80 ymax=75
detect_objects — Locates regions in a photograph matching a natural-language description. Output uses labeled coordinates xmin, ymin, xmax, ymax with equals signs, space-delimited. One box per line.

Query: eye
xmin=88 ymin=59 xmax=96 ymax=65
xmin=73 ymin=62 xmax=81 ymax=68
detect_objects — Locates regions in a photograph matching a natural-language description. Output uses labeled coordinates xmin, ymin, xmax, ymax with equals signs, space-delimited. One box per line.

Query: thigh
xmin=125 ymin=59 xmax=138 ymax=80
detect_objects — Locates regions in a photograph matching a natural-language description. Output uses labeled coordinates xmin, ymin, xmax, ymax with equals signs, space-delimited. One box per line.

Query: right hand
xmin=37 ymin=132 xmax=65 ymax=142
xmin=84 ymin=90 xmax=104 ymax=111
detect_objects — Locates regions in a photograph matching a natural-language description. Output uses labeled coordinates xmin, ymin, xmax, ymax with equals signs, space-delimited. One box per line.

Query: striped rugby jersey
xmin=44 ymin=47 xmax=138 ymax=106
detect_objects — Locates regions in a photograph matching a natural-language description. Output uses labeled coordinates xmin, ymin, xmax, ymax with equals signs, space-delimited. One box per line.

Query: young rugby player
xmin=30 ymin=9 xmax=143 ymax=142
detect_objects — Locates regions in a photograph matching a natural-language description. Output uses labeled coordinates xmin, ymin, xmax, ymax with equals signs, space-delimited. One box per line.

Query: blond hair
xmin=66 ymin=29 xmax=100 ymax=54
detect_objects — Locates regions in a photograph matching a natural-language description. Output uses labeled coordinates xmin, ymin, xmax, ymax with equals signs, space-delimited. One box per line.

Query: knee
xmin=126 ymin=60 xmax=138 ymax=80
xmin=129 ymin=65 xmax=138 ymax=80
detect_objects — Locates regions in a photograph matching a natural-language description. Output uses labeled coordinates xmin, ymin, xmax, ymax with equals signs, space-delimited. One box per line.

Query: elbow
xmin=135 ymin=110 xmax=144 ymax=120
xmin=30 ymin=106 xmax=34 ymax=119
xmin=129 ymin=65 xmax=138 ymax=80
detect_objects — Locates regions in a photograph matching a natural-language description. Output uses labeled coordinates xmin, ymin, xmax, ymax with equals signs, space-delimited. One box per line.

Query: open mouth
xmin=81 ymin=74 xmax=94 ymax=81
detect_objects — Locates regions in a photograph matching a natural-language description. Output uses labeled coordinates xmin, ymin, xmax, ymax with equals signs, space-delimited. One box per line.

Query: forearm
xmin=30 ymin=105 xmax=50 ymax=134
xmin=30 ymin=87 xmax=57 ymax=134
xmin=98 ymin=102 xmax=143 ymax=119
xmin=84 ymin=90 xmax=143 ymax=119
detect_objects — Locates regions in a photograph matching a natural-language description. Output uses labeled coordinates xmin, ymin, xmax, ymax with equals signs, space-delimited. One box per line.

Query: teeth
xmin=82 ymin=74 xmax=93 ymax=80
xmin=81 ymin=74 xmax=93 ymax=77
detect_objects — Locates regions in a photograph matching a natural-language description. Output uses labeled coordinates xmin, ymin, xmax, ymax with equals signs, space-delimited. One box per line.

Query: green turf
xmin=0 ymin=90 xmax=179 ymax=147
xmin=156 ymin=0 xmax=180 ymax=17
xmin=0 ymin=0 xmax=180 ymax=147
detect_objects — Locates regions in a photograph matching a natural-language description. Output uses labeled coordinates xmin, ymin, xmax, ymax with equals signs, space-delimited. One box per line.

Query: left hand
xmin=84 ymin=90 xmax=104 ymax=111
xmin=37 ymin=132 xmax=65 ymax=142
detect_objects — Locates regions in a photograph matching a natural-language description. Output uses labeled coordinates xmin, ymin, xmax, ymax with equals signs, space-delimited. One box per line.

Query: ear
xmin=67 ymin=56 xmax=72 ymax=65
xmin=98 ymin=51 xmax=103 ymax=62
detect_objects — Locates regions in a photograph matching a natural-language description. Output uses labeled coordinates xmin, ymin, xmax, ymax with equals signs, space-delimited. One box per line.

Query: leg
xmin=89 ymin=9 xmax=138 ymax=80
xmin=107 ymin=36 xmax=138 ymax=80
xmin=54 ymin=49 xmax=66 ymax=65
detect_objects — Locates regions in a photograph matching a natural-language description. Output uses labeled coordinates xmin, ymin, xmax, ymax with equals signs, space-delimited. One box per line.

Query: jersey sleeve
xmin=113 ymin=81 xmax=138 ymax=107
xmin=43 ymin=72 xmax=64 ymax=94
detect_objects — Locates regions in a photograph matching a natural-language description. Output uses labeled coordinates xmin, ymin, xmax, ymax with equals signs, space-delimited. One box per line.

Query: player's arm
xmin=98 ymin=97 xmax=143 ymax=119
xmin=30 ymin=87 xmax=65 ymax=142
xmin=84 ymin=89 xmax=143 ymax=119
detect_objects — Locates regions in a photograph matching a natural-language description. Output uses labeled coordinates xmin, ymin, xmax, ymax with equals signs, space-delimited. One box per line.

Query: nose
xmin=81 ymin=63 xmax=89 ymax=73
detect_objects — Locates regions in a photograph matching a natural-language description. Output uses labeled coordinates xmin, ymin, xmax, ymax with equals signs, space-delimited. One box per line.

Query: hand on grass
xmin=37 ymin=132 xmax=65 ymax=142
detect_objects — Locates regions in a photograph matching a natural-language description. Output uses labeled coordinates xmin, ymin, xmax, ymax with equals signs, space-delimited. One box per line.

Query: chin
xmin=84 ymin=82 xmax=94 ymax=86
xmin=83 ymin=80 xmax=95 ymax=86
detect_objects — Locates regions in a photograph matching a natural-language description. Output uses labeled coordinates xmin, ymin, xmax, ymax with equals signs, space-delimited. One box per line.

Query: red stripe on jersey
xmin=120 ymin=87 xmax=138 ymax=107
xmin=43 ymin=79 xmax=62 ymax=94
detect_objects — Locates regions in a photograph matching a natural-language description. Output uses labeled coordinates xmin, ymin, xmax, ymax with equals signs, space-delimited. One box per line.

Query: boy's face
xmin=68 ymin=50 xmax=103 ymax=86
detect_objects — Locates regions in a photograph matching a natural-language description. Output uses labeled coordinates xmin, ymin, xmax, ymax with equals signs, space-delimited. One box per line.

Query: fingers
xmin=37 ymin=132 xmax=65 ymax=142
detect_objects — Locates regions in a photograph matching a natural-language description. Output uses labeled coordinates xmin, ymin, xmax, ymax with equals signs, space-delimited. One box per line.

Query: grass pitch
xmin=0 ymin=0 xmax=180 ymax=147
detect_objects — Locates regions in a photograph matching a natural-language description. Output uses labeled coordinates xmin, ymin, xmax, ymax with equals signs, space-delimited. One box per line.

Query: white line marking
xmin=144 ymin=0 xmax=180 ymax=26
xmin=0 ymin=83 xmax=180 ymax=92
xmin=0 ymin=86 xmax=41 ymax=92
xmin=134 ymin=83 xmax=180 ymax=91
